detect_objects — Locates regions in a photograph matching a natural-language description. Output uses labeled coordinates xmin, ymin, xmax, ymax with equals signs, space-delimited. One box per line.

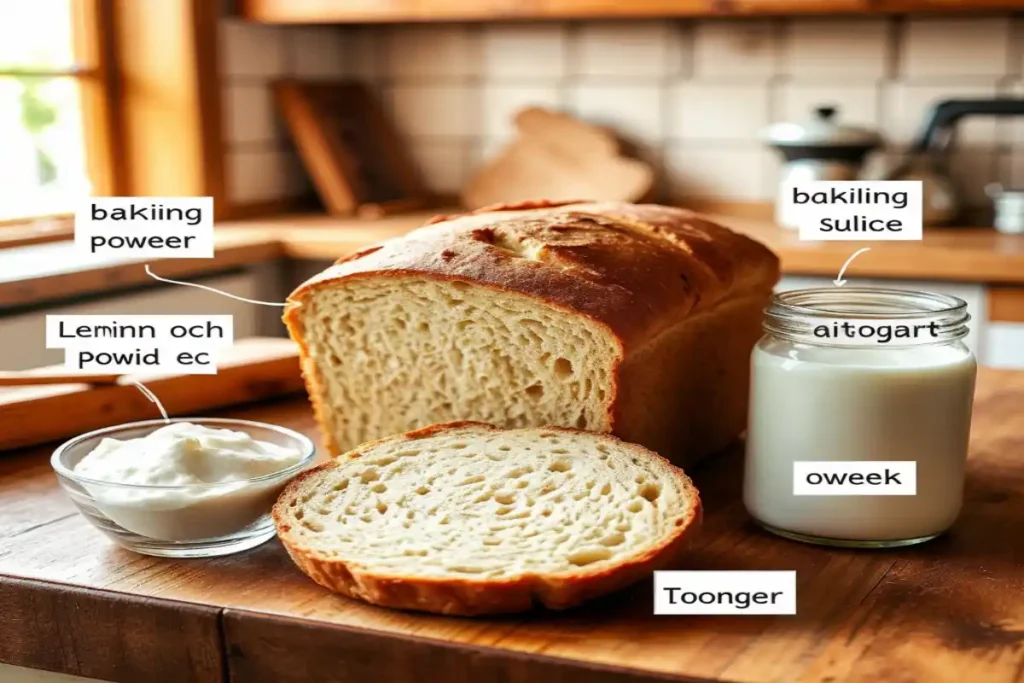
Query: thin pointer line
xmin=131 ymin=380 xmax=170 ymax=422
xmin=835 ymin=247 xmax=871 ymax=285
xmin=144 ymin=265 xmax=288 ymax=307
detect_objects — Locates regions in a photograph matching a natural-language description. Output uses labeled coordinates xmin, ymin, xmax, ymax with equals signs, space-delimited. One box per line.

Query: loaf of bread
xmin=284 ymin=200 xmax=779 ymax=463
xmin=273 ymin=422 xmax=700 ymax=615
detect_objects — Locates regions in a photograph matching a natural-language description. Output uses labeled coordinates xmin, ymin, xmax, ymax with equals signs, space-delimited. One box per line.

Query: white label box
xmin=45 ymin=315 xmax=233 ymax=375
xmin=782 ymin=180 xmax=923 ymax=242
xmin=793 ymin=461 xmax=917 ymax=496
xmin=75 ymin=196 xmax=214 ymax=258
xmin=46 ymin=315 xmax=234 ymax=349
xmin=61 ymin=346 xmax=222 ymax=374
xmin=802 ymin=317 xmax=952 ymax=347
xmin=654 ymin=571 xmax=797 ymax=615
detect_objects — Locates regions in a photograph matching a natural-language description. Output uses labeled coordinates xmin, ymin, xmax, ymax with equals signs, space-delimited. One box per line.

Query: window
xmin=0 ymin=0 xmax=114 ymax=225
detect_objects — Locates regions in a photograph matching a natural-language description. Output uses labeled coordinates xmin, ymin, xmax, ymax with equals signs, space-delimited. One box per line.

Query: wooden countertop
xmin=234 ymin=210 xmax=1024 ymax=286
xmin=723 ymin=215 xmax=1024 ymax=285
xmin=2 ymin=369 xmax=1022 ymax=683
xmin=6 ymin=209 xmax=1024 ymax=312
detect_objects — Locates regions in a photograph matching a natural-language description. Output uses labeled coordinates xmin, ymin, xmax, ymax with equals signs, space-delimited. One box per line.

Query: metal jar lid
xmin=764 ymin=106 xmax=882 ymax=161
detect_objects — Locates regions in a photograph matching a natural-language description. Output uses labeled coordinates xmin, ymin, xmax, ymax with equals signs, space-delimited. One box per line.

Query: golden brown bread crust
xmin=282 ymin=201 xmax=780 ymax=459
xmin=284 ymin=201 xmax=779 ymax=349
xmin=273 ymin=422 xmax=702 ymax=616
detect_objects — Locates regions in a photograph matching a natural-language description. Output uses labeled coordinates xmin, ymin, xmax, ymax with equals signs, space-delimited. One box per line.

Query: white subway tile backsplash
xmin=784 ymin=19 xmax=889 ymax=78
xmin=949 ymin=148 xmax=999 ymax=208
xmin=388 ymin=84 xmax=479 ymax=138
xmin=219 ymin=21 xmax=349 ymax=208
xmin=566 ymin=82 xmax=664 ymax=148
xmin=574 ymin=21 xmax=674 ymax=80
xmin=883 ymin=81 xmax=1000 ymax=147
xmin=665 ymin=145 xmax=766 ymax=201
xmin=347 ymin=27 xmax=384 ymax=82
xmin=902 ymin=18 xmax=1011 ymax=78
xmin=386 ymin=26 xmax=478 ymax=80
xmin=693 ymin=20 xmax=778 ymax=80
xmin=666 ymin=23 xmax=689 ymax=79
xmin=223 ymin=83 xmax=276 ymax=145
xmin=482 ymin=25 xmax=567 ymax=81
xmin=668 ymin=82 xmax=769 ymax=142
xmin=468 ymin=138 xmax=510 ymax=173
xmin=290 ymin=27 xmax=348 ymax=78
xmin=1004 ymin=81 xmax=1024 ymax=148
xmin=226 ymin=147 xmax=288 ymax=203
xmin=482 ymin=85 xmax=563 ymax=141
xmin=762 ymin=149 xmax=782 ymax=202
xmin=409 ymin=140 xmax=467 ymax=194
xmin=221 ymin=20 xmax=285 ymax=78
xmin=220 ymin=14 xmax=1022 ymax=208
xmin=776 ymin=83 xmax=880 ymax=128
xmin=1003 ymin=150 xmax=1024 ymax=188
xmin=1017 ymin=17 xmax=1024 ymax=77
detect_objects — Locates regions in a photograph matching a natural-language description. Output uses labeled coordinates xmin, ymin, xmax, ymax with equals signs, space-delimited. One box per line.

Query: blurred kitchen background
xmin=219 ymin=14 xmax=1022 ymax=210
xmin=2 ymin=0 xmax=1024 ymax=380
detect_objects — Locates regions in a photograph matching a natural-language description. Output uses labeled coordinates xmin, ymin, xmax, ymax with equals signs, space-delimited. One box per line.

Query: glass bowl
xmin=51 ymin=417 xmax=316 ymax=558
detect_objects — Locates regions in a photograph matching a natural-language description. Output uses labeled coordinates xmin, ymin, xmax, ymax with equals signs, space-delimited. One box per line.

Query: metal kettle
xmin=885 ymin=99 xmax=1024 ymax=226
xmin=765 ymin=106 xmax=882 ymax=229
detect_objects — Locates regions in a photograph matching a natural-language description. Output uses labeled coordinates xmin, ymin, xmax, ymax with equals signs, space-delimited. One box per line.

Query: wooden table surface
xmin=1 ymin=370 xmax=1023 ymax=683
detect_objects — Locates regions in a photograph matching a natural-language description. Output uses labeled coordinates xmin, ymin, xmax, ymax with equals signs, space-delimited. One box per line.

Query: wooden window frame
xmin=73 ymin=0 xmax=121 ymax=201
xmin=2 ymin=0 xmax=226 ymax=248
xmin=0 ymin=0 xmax=117 ymax=245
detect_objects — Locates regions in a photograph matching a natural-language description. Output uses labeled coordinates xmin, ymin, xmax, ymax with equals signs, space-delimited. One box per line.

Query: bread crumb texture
xmin=274 ymin=424 xmax=698 ymax=606
xmin=302 ymin=276 xmax=617 ymax=452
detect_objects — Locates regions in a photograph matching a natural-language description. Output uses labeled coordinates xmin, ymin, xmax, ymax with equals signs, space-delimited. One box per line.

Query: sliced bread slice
xmin=273 ymin=422 xmax=701 ymax=615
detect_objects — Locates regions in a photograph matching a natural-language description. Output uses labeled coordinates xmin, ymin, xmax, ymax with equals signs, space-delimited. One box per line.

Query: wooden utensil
xmin=0 ymin=372 xmax=123 ymax=387
xmin=274 ymin=80 xmax=431 ymax=217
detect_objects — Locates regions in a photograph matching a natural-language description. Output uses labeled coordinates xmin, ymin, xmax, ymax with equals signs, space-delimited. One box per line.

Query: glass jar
xmin=744 ymin=287 xmax=976 ymax=548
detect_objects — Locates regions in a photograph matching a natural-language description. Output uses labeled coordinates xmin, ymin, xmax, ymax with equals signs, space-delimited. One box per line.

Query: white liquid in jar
xmin=744 ymin=340 xmax=976 ymax=543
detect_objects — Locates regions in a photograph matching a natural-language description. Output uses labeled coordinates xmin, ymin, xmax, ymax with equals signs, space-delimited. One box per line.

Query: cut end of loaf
xmin=273 ymin=423 xmax=700 ymax=615
xmin=295 ymin=276 xmax=620 ymax=454
xmin=284 ymin=200 xmax=779 ymax=465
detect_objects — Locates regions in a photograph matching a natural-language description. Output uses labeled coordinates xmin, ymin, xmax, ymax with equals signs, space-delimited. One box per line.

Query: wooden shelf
xmin=239 ymin=0 xmax=1024 ymax=23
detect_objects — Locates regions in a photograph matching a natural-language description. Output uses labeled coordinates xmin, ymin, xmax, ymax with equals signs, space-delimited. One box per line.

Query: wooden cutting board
xmin=0 ymin=337 xmax=305 ymax=451
xmin=462 ymin=107 xmax=654 ymax=209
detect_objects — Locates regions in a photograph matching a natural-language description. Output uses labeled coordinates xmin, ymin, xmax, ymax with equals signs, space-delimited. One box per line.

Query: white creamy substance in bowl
xmin=72 ymin=422 xmax=305 ymax=541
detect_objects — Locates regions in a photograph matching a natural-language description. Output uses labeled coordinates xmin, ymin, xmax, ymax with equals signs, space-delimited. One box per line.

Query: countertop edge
xmin=222 ymin=608 xmax=712 ymax=683
xmin=0 ymin=574 xmax=226 ymax=683
xmin=0 ymin=571 xmax=710 ymax=683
